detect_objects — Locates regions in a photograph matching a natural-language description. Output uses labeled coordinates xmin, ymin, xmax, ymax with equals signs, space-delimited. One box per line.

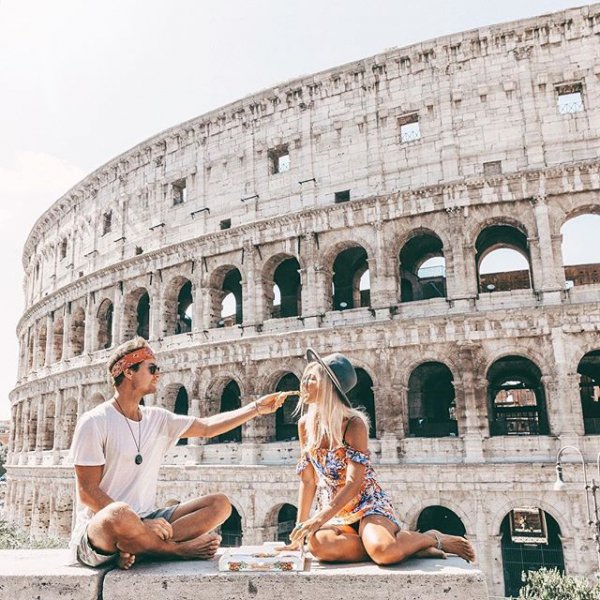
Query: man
xmin=70 ymin=337 xmax=288 ymax=569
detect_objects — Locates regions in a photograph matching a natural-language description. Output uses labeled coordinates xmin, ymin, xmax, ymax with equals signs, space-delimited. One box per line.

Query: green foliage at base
xmin=0 ymin=519 xmax=67 ymax=549
xmin=518 ymin=568 xmax=600 ymax=600
xmin=0 ymin=444 xmax=7 ymax=477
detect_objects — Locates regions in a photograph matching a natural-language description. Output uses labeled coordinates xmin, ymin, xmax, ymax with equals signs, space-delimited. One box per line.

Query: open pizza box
xmin=218 ymin=542 xmax=306 ymax=572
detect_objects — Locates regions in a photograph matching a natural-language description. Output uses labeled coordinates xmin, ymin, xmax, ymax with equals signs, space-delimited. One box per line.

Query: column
xmin=148 ymin=284 xmax=161 ymax=341
xmin=62 ymin=309 xmax=72 ymax=360
xmin=53 ymin=392 xmax=63 ymax=452
xmin=84 ymin=293 xmax=95 ymax=352
xmin=112 ymin=287 xmax=123 ymax=345
xmin=532 ymin=196 xmax=563 ymax=297
xmin=370 ymin=221 xmax=398 ymax=312
xmin=45 ymin=313 xmax=54 ymax=366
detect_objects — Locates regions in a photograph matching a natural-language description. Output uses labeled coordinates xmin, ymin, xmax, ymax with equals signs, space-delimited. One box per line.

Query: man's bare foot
xmin=177 ymin=533 xmax=221 ymax=560
xmin=117 ymin=552 xmax=136 ymax=570
xmin=415 ymin=547 xmax=447 ymax=559
xmin=425 ymin=530 xmax=476 ymax=562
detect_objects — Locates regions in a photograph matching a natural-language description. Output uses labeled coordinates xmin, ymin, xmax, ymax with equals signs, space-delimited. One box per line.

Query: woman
xmin=287 ymin=348 xmax=475 ymax=565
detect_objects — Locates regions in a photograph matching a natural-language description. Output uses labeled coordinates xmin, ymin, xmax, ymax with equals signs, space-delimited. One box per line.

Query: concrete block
xmin=0 ymin=549 xmax=108 ymax=600
xmin=103 ymin=555 xmax=487 ymax=600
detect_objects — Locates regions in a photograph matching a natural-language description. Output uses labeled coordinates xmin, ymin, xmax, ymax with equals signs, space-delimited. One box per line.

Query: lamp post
xmin=553 ymin=445 xmax=600 ymax=574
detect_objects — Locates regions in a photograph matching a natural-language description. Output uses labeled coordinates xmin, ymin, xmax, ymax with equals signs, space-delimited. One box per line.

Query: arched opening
xmin=332 ymin=246 xmax=370 ymax=310
xmin=408 ymin=362 xmax=457 ymax=437
xmin=53 ymin=317 xmax=64 ymax=362
xmin=277 ymin=504 xmax=298 ymax=543
xmin=27 ymin=402 xmax=38 ymax=451
xmin=399 ymin=233 xmax=446 ymax=302
xmin=62 ymin=399 xmax=78 ymax=449
xmin=42 ymin=400 xmax=55 ymax=451
xmin=70 ymin=307 xmax=86 ymax=356
xmin=417 ymin=506 xmax=466 ymax=537
xmin=500 ymin=509 xmax=564 ymax=598
xmin=211 ymin=268 xmax=243 ymax=327
xmin=136 ymin=292 xmax=150 ymax=339
xmin=217 ymin=381 xmax=242 ymax=443
xmin=96 ymin=299 xmax=114 ymax=350
xmin=175 ymin=281 xmax=193 ymax=334
xmin=577 ymin=350 xmax=600 ymax=434
xmin=476 ymin=225 xmax=532 ymax=293
xmin=487 ymin=356 xmax=549 ymax=436
xmin=27 ymin=332 xmax=34 ymax=371
xmin=36 ymin=324 xmax=47 ymax=367
xmin=174 ymin=386 xmax=189 ymax=446
xmin=271 ymin=257 xmax=301 ymax=318
xmin=347 ymin=368 xmax=377 ymax=438
xmin=220 ymin=506 xmax=243 ymax=547
xmin=122 ymin=288 xmax=151 ymax=341
xmin=561 ymin=213 xmax=600 ymax=287
xmin=275 ymin=373 xmax=300 ymax=441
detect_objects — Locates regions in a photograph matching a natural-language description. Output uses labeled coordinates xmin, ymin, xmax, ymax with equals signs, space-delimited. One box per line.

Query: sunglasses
xmin=147 ymin=364 xmax=160 ymax=375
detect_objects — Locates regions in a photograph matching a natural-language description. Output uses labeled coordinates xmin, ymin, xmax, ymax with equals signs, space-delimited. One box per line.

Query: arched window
xmin=408 ymin=362 xmax=457 ymax=437
xmin=577 ymin=350 xmax=600 ymax=434
xmin=275 ymin=373 xmax=300 ymax=441
xmin=417 ymin=506 xmax=466 ymax=537
xmin=175 ymin=281 xmax=193 ymax=334
xmin=272 ymin=258 xmax=301 ymax=318
xmin=347 ymin=368 xmax=377 ymax=438
xmin=123 ymin=288 xmax=150 ymax=341
xmin=42 ymin=400 xmax=55 ymax=451
xmin=53 ymin=317 xmax=64 ymax=362
xmin=97 ymin=299 xmax=113 ymax=350
xmin=70 ymin=307 xmax=86 ymax=356
xmin=174 ymin=387 xmax=189 ymax=446
xmin=399 ymin=232 xmax=446 ymax=302
xmin=476 ymin=225 xmax=532 ymax=293
xmin=561 ymin=213 xmax=600 ymax=287
xmin=500 ymin=509 xmax=564 ymax=598
xmin=211 ymin=268 xmax=243 ymax=327
xmin=332 ymin=246 xmax=370 ymax=310
xmin=136 ymin=292 xmax=150 ymax=339
xmin=277 ymin=504 xmax=298 ymax=543
xmin=220 ymin=506 xmax=243 ymax=547
xmin=62 ymin=399 xmax=78 ymax=449
xmin=487 ymin=356 xmax=549 ymax=436
xmin=218 ymin=381 xmax=242 ymax=443
xmin=36 ymin=323 xmax=47 ymax=367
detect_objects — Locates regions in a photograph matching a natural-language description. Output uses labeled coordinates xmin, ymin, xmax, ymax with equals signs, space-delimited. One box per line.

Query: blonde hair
xmin=296 ymin=363 xmax=369 ymax=450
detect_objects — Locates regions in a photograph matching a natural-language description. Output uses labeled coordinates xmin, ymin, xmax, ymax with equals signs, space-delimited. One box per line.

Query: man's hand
xmin=143 ymin=518 xmax=173 ymax=541
xmin=255 ymin=391 xmax=296 ymax=415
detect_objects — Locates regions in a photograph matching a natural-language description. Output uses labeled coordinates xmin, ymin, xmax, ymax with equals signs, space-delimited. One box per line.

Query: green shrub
xmin=518 ymin=567 xmax=600 ymax=600
xmin=0 ymin=519 xmax=67 ymax=549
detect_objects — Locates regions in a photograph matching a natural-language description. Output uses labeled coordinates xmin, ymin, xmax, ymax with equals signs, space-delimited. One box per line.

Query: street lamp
xmin=553 ymin=445 xmax=600 ymax=574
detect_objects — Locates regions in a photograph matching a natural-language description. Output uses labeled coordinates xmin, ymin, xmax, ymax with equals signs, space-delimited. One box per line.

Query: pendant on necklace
xmin=135 ymin=454 xmax=143 ymax=465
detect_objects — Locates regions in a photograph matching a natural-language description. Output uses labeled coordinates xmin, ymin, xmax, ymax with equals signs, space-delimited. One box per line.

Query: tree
xmin=0 ymin=444 xmax=6 ymax=478
xmin=518 ymin=568 xmax=600 ymax=600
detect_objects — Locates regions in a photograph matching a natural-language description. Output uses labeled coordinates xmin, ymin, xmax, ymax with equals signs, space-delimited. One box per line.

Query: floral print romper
xmin=296 ymin=428 xmax=400 ymax=529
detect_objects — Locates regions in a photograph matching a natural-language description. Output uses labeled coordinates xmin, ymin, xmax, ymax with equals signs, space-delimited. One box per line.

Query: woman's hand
xmin=289 ymin=514 xmax=326 ymax=544
xmin=255 ymin=391 xmax=297 ymax=415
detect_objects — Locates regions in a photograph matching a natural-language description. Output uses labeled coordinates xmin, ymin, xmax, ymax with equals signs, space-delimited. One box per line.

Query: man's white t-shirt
xmin=69 ymin=402 xmax=195 ymax=554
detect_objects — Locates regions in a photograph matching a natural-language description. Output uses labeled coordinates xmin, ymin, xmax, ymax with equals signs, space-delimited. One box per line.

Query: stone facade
xmin=6 ymin=4 xmax=600 ymax=596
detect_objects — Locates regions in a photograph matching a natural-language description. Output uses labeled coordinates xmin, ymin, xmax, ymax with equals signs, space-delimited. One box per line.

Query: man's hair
xmin=107 ymin=337 xmax=150 ymax=387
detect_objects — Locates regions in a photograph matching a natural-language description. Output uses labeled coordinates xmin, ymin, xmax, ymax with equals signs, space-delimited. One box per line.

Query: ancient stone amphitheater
xmin=6 ymin=4 xmax=600 ymax=596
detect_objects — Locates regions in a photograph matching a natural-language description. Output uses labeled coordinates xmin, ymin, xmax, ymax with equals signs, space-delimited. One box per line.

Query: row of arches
xmin=11 ymin=348 xmax=600 ymax=455
xmin=20 ymin=212 xmax=600 ymax=376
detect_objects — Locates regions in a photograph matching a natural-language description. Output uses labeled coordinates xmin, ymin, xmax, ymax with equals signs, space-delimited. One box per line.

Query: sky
xmin=0 ymin=0 xmax=593 ymax=421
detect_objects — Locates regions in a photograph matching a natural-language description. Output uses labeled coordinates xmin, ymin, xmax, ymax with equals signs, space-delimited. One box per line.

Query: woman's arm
xmin=296 ymin=418 xmax=317 ymax=523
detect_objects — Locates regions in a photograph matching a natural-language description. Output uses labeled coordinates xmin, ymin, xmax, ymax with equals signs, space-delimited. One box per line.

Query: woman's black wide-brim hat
xmin=305 ymin=348 xmax=357 ymax=407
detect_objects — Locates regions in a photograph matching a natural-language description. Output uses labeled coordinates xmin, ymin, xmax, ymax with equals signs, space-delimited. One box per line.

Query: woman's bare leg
xmin=308 ymin=525 xmax=369 ymax=563
xmin=422 ymin=529 xmax=476 ymax=562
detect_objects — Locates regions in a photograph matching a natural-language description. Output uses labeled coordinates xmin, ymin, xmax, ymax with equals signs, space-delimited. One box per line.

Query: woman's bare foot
xmin=415 ymin=546 xmax=447 ymax=559
xmin=425 ymin=530 xmax=476 ymax=562
xmin=117 ymin=552 xmax=136 ymax=569
xmin=177 ymin=533 xmax=221 ymax=560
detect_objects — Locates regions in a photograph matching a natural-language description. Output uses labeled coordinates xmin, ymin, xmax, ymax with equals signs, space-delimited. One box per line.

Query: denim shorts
xmin=77 ymin=504 xmax=179 ymax=568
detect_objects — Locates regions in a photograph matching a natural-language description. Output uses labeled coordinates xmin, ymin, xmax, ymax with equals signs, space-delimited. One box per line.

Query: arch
xmin=475 ymin=224 xmax=532 ymax=293
xmin=331 ymin=245 xmax=370 ymax=310
xmin=52 ymin=316 xmax=64 ymax=363
xmin=263 ymin=254 xmax=302 ymax=319
xmin=399 ymin=230 xmax=446 ymax=302
xmin=174 ymin=386 xmax=189 ymax=446
xmin=96 ymin=298 xmax=114 ymax=350
xmin=408 ymin=362 xmax=457 ymax=438
xmin=500 ymin=509 xmax=564 ymax=598
xmin=274 ymin=373 xmax=300 ymax=441
xmin=577 ymin=349 xmax=600 ymax=434
xmin=487 ymin=356 xmax=549 ymax=436
xmin=70 ymin=306 xmax=86 ymax=356
xmin=220 ymin=505 xmax=243 ymax=547
xmin=123 ymin=287 xmax=150 ymax=341
xmin=560 ymin=213 xmax=600 ymax=288
xmin=36 ymin=323 xmax=47 ymax=368
xmin=209 ymin=266 xmax=243 ymax=327
xmin=276 ymin=503 xmax=298 ymax=543
xmin=62 ymin=398 xmax=78 ymax=449
xmin=416 ymin=505 xmax=466 ymax=537
xmin=216 ymin=380 xmax=242 ymax=443
xmin=27 ymin=399 xmax=38 ymax=451
xmin=347 ymin=367 xmax=377 ymax=438
xmin=163 ymin=276 xmax=193 ymax=335
xmin=42 ymin=398 xmax=55 ymax=451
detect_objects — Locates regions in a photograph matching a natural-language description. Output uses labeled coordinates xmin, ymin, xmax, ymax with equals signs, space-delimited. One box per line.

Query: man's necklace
xmin=114 ymin=398 xmax=143 ymax=465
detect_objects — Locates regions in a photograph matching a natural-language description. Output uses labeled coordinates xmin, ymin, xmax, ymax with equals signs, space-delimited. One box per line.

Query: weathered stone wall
xmin=7 ymin=4 xmax=600 ymax=597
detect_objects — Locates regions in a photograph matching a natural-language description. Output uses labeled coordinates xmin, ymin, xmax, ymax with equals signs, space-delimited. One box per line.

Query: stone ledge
xmin=0 ymin=550 xmax=488 ymax=600
xmin=0 ymin=549 xmax=109 ymax=600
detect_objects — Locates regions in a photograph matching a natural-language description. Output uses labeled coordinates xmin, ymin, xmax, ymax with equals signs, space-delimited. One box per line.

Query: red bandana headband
xmin=110 ymin=347 xmax=156 ymax=379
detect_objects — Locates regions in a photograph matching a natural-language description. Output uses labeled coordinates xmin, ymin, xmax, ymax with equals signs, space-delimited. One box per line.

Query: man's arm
xmin=74 ymin=465 xmax=114 ymax=513
xmin=181 ymin=391 xmax=290 ymax=439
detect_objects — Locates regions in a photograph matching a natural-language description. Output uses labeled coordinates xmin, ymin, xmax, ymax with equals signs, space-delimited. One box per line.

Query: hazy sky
xmin=0 ymin=0 xmax=592 ymax=420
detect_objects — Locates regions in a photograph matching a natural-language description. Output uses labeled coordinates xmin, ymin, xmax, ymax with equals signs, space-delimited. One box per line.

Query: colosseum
xmin=5 ymin=4 xmax=600 ymax=596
